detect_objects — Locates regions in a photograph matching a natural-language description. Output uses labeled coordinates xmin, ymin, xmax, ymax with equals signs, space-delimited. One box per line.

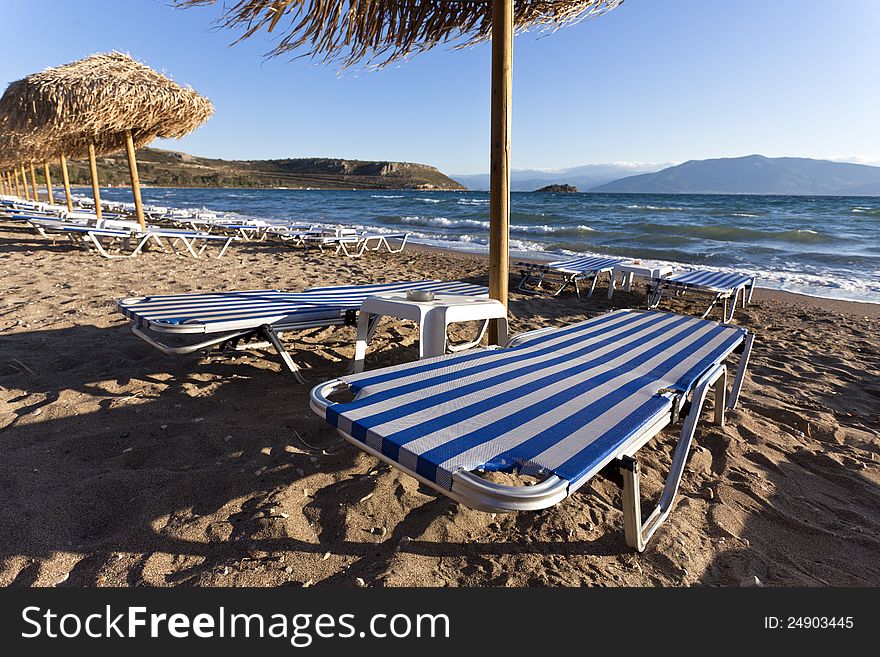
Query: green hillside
xmin=38 ymin=147 xmax=465 ymax=191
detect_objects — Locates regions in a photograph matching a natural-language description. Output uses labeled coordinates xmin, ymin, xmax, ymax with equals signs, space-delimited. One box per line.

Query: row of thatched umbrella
xmin=172 ymin=0 xmax=622 ymax=336
xmin=0 ymin=52 xmax=213 ymax=227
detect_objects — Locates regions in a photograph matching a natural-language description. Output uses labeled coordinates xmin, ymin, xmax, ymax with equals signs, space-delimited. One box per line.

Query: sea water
xmin=97 ymin=188 xmax=880 ymax=304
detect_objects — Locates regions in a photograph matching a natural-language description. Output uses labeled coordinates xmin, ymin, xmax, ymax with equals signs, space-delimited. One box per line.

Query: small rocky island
xmin=535 ymin=184 xmax=579 ymax=193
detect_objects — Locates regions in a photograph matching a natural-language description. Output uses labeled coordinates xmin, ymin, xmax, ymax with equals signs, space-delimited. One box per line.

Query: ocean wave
xmin=852 ymin=206 xmax=880 ymax=216
xmin=628 ymin=222 xmax=836 ymax=244
xmin=416 ymin=198 xmax=442 ymax=203
xmin=625 ymin=204 xmax=686 ymax=212
xmin=397 ymin=215 xmax=595 ymax=235
xmin=457 ymin=198 xmax=490 ymax=206
xmin=370 ymin=194 xmax=404 ymax=199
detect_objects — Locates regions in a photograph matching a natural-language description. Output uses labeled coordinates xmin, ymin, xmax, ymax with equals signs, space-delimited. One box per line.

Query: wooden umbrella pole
xmin=488 ymin=0 xmax=513 ymax=344
xmin=43 ymin=162 xmax=54 ymax=205
xmin=13 ymin=168 xmax=22 ymax=197
xmin=30 ymin=162 xmax=39 ymax=201
xmin=124 ymin=129 xmax=146 ymax=229
xmin=59 ymin=154 xmax=74 ymax=212
xmin=88 ymin=143 xmax=103 ymax=221
xmin=21 ymin=164 xmax=31 ymax=201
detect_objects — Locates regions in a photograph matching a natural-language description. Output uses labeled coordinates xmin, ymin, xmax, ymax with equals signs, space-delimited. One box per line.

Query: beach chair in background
xmin=131 ymin=227 xmax=237 ymax=259
xmin=25 ymin=216 xmax=236 ymax=259
xmin=300 ymin=230 xmax=409 ymax=258
xmin=118 ymin=280 xmax=487 ymax=383
xmin=517 ymin=255 xmax=629 ymax=299
xmin=647 ymin=269 xmax=756 ymax=324
xmin=311 ymin=309 xmax=754 ymax=551
xmin=24 ymin=217 xmax=142 ymax=258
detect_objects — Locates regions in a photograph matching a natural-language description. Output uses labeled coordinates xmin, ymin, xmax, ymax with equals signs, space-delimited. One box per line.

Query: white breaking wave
xmin=398 ymin=215 xmax=594 ymax=234
xmin=625 ymin=204 xmax=685 ymax=212
xmin=370 ymin=194 xmax=404 ymax=199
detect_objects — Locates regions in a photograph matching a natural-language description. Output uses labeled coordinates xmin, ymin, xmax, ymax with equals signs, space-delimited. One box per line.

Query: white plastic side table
xmin=608 ymin=264 xmax=674 ymax=299
xmin=353 ymin=293 xmax=508 ymax=373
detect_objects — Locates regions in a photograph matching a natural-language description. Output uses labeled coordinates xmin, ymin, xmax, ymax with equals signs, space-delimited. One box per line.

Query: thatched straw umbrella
xmin=0 ymin=52 xmax=214 ymax=227
xmin=174 ymin=0 xmax=622 ymax=338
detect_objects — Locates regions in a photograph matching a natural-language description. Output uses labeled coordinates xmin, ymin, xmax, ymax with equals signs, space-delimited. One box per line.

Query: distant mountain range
xmin=63 ymin=148 xmax=465 ymax=190
xmin=451 ymin=163 xmax=666 ymax=192
xmin=591 ymin=155 xmax=880 ymax=195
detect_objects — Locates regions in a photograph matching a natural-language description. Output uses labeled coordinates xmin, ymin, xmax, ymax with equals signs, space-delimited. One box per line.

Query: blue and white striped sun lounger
xmin=517 ymin=255 xmax=630 ymax=299
xmin=118 ymin=280 xmax=488 ymax=382
xmin=311 ymin=308 xmax=754 ymax=551
xmin=648 ymin=269 xmax=756 ymax=324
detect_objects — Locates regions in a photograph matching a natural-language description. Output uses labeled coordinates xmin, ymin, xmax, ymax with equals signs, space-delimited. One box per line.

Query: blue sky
xmin=2 ymin=0 xmax=879 ymax=174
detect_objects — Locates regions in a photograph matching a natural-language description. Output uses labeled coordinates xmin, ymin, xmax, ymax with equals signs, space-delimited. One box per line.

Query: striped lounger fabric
xmin=648 ymin=269 xmax=756 ymax=324
xmin=517 ymin=255 xmax=629 ymax=299
xmin=118 ymin=280 xmax=488 ymax=382
xmin=311 ymin=309 xmax=754 ymax=551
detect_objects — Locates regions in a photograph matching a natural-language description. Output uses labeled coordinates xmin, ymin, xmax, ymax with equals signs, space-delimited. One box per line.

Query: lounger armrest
xmin=310 ymin=379 xmax=352 ymax=416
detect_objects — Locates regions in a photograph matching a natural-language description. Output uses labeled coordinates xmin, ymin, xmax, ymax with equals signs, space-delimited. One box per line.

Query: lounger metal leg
xmin=618 ymin=365 xmax=725 ymax=552
xmin=130 ymin=234 xmax=152 ymax=256
xmin=89 ymin=234 xmax=128 ymax=259
xmin=715 ymin=367 xmax=727 ymax=426
xmin=728 ymin=332 xmax=753 ymax=410
xmin=260 ymin=324 xmax=307 ymax=384
xmin=701 ymin=292 xmax=723 ymax=320
xmin=722 ymin=290 xmax=739 ymax=324
xmin=388 ymin=234 xmax=408 ymax=253
xmin=646 ymin=282 xmax=663 ymax=309
xmin=180 ymin=236 xmax=201 ymax=258
xmin=216 ymin=237 xmax=233 ymax=258
xmin=447 ymin=318 xmax=492 ymax=353
xmin=587 ymin=273 xmax=599 ymax=298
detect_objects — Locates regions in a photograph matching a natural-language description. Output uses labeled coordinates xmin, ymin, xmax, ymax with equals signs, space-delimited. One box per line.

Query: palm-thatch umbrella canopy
xmin=0 ymin=52 xmax=214 ymax=226
xmin=175 ymin=0 xmax=622 ymax=334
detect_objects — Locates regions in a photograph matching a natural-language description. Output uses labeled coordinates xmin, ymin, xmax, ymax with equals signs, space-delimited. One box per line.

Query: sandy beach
xmin=0 ymin=224 xmax=878 ymax=588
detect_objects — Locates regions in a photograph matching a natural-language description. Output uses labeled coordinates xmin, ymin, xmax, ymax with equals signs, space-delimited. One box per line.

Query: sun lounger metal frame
xmin=24 ymin=216 xmax=235 ymax=259
xmin=303 ymin=232 xmax=409 ymax=258
xmin=311 ymin=309 xmax=753 ymax=551
xmin=517 ymin=256 xmax=628 ymax=299
xmin=647 ymin=270 xmax=756 ymax=324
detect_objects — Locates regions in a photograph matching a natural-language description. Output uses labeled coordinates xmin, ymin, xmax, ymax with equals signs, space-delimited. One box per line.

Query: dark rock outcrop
xmin=536 ymin=184 xmax=579 ymax=193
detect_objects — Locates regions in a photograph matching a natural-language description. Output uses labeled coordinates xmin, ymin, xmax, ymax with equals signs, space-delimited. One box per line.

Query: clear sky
xmin=2 ymin=0 xmax=879 ymax=174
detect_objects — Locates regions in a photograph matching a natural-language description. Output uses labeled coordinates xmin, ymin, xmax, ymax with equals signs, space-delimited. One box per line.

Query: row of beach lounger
xmin=0 ymin=194 xmax=410 ymax=259
xmin=518 ymin=255 xmax=756 ymax=324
